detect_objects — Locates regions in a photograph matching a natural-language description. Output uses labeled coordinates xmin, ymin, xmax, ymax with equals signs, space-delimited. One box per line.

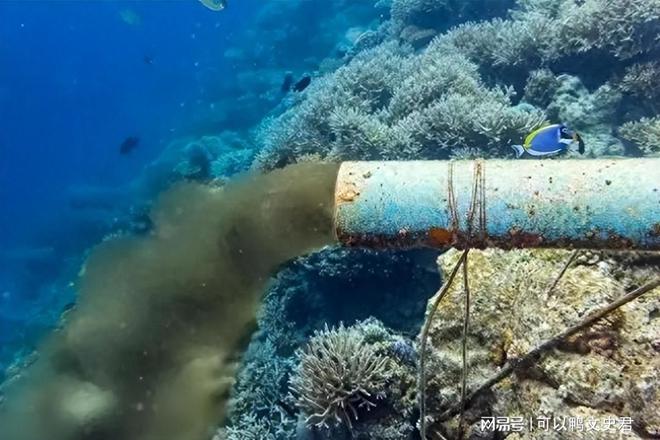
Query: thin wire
xmin=547 ymin=249 xmax=581 ymax=296
xmin=478 ymin=161 xmax=487 ymax=242
xmin=419 ymin=160 xmax=486 ymax=439
xmin=438 ymin=277 xmax=660 ymax=421
xmin=465 ymin=160 xmax=487 ymax=245
xmin=457 ymin=251 xmax=471 ymax=437
xmin=448 ymin=161 xmax=459 ymax=233
xmin=418 ymin=249 xmax=468 ymax=440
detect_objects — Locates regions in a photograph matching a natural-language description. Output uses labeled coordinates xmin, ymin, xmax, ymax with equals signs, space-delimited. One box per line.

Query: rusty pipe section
xmin=333 ymin=159 xmax=660 ymax=250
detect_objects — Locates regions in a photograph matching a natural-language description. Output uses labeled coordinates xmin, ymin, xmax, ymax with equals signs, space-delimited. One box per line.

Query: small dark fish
xmin=119 ymin=136 xmax=140 ymax=155
xmin=281 ymin=71 xmax=294 ymax=93
xmin=293 ymin=75 xmax=311 ymax=92
xmin=143 ymin=55 xmax=153 ymax=65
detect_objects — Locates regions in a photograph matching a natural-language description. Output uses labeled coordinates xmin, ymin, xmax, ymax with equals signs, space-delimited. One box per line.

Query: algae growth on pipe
xmin=334 ymin=159 xmax=660 ymax=250
xmin=0 ymin=163 xmax=339 ymax=440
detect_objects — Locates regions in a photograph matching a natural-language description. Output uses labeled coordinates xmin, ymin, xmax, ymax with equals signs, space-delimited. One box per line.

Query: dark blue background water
xmin=0 ymin=0 xmax=259 ymax=371
xmin=0 ymin=0 xmax=258 ymax=248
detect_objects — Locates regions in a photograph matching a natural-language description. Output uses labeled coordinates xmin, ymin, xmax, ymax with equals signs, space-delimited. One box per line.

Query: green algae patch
xmin=0 ymin=163 xmax=339 ymax=440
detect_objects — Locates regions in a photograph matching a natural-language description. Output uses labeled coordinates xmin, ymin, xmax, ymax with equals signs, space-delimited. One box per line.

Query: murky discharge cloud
xmin=0 ymin=163 xmax=339 ymax=440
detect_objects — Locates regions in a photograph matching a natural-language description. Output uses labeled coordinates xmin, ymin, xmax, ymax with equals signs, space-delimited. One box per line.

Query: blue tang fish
xmin=511 ymin=123 xmax=585 ymax=158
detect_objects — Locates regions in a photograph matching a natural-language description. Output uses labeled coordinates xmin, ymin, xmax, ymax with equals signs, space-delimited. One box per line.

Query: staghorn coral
xmin=617 ymin=61 xmax=660 ymax=116
xmin=289 ymin=323 xmax=389 ymax=430
xmin=553 ymin=0 xmax=660 ymax=60
xmin=619 ymin=61 xmax=660 ymax=100
xmin=390 ymin=0 xmax=513 ymax=32
xmin=436 ymin=0 xmax=660 ymax=75
xmin=619 ymin=117 xmax=660 ymax=155
xmin=254 ymin=41 xmax=545 ymax=168
xmin=253 ymin=0 xmax=660 ymax=168
xmin=217 ymin=414 xmax=276 ymax=440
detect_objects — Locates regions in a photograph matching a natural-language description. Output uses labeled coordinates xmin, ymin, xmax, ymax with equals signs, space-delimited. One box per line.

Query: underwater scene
xmin=0 ymin=0 xmax=659 ymax=439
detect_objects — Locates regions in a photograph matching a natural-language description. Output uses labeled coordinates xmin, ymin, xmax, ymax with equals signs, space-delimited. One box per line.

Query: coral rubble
xmin=420 ymin=248 xmax=660 ymax=438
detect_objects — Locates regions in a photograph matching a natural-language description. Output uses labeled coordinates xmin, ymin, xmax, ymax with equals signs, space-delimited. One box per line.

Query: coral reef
xmin=420 ymin=248 xmax=660 ymax=438
xmin=390 ymin=0 xmax=513 ymax=33
xmin=222 ymin=247 xmax=437 ymax=439
xmin=223 ymin=414 xmax=277 ymax=440
xmin=5 ymin=1 xmax=660 ymax=440
xmin=254 ymin=41 xmax=545 ymax=168
xmin=223 ymin=318 xmax=419 ymax=440
xmin=439 ymin=0 xmax=660 ymax=69
xmin=138 ymin=132 xmax=255 ymax=198
xmin=251 ymin=0 xmax=660 ymax=167
xmin=290 ymin=323 xmax=389 ymax=429
xmin=544 ymin=75 xmax=624 ymax=156
xmin=618 ymin=62 xmax=660 ymax=104
xmin=619 ymin=117 xmax=660 ymax=155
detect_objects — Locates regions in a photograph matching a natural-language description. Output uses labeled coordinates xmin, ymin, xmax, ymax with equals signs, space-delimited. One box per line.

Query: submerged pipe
xmin=334 ymin=159 xmax=660 ymax=250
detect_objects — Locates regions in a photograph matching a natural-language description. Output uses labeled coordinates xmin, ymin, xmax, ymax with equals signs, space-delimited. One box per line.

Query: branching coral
xmin=289 ymin=323 xmax=389 ymax=429
xmin=391 ymin=0 xmax=451 ymax=29
xmin=221 ymin=414 xmax=275 ymax=440
xmin=619 ymin=117 xmax=660 ymax=155
xmin=249 ymin=0 xmax=660 ymax=169
xmin=228 ymin=339 xmax=293 ymax=421
xmin=254 ymin=41 xmax=545 ymax=168
xmin=618 ymin=62 xmax=660 ymax=114
xmin=619 ymin=62 xmax=660 ymax=98
xmin=390 ymin=0 xmax=513 ymax=31
xmin=435 ymin=16 xmax=553 ymax=68
xmin=554 ymin=0 xmax=660 ymax=60
xmin=437 ymin=0 xmax=660 ymax=72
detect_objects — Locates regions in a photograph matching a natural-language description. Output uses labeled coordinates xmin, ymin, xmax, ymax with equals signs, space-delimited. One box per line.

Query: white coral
xmin=289 ymin=324 xmax=389 ymax=430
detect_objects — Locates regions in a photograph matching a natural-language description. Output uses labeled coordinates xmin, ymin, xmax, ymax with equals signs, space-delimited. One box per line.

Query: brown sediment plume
xmin=0 ymin=163 xmax=339 ymax=440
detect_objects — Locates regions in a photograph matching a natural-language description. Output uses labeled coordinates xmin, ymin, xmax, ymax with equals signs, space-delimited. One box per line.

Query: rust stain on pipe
xmin=333 ymin=159 xmax=660 ymax=251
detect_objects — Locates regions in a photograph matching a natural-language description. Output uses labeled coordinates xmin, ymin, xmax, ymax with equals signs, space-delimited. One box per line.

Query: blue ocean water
xmin=1 ymin=1 xmax=658 ymax=439
xmin=0 ymin=0 xmax=259 ymax=371
xmin=0 ymin=0 xmax=381 ymax=376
